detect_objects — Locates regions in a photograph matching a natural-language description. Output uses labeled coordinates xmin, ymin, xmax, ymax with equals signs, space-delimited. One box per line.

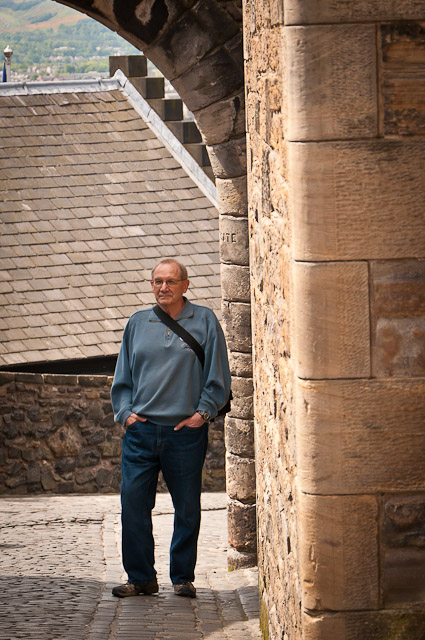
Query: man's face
xmin=151 ymin=262 xmax=189 ymax=308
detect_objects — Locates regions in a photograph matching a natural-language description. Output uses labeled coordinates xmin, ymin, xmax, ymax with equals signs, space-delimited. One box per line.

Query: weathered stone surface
xmin=75 ymin=467 xmax=97 ymax=485
xmin=290 ymin=139 xmax=425 ymax=260
xmin=383 ymin=548 xmax=425 ymax=605
xmin=294 ymin=261 xmax=370 ymax=379
xmin=78 ymin=375 xmax=111 ymax=388
xmin=76 ymin=449 xmax=101 ymax=468
xmin=383 ymin=495 xmax=425 ymax=548
xmin=207 ymin=135 xmax=247 ymax=179
xmin=226 ymin=453 xmax=256 ymax=503
xmin=286 ymin=25 xmax=377 ymax=140
xmin=297 ymin=378 xmax=425 ymax=494
xmin=194 ymin=91 xmax=245 ymax=145
xmin=219 ymin=215 xmax=249 ymax=266
xmin=381 ymin=21 xmax=425 ymax=136
xmin=47 ymin=426 xmax=82 ymax=458
xmin=26 ymin=465 xmax=41 ymax=484
xmin=216 ymin=176 xmax=248 ymax=216
xmin=225 ymin=417 xmax=254 ymax=457
xmin=371 ymin=260 xmax=425 ymax=377
xmin=0 ymin=372 xmax=15 ymax=386
xmin=227 ymin=547 xmax=258 ymax=570
xmin=227 ymin=499 xmax=257 ymax=551
xmin=375 ymin=317 xmax=425 ymax=378
xmin=146 ymin=13 xmax=219 ymax=81
xmin=172 ymin=47 xmax=243 ymax=111
xmin=109 ymin=54 xmax=148 ymax=78
xmin=55 ymin=458 xmax=76 ymax=476
xmin=96 ymin=467 xmax=113 ymax=487
xmin=229 ymin=376 xmax=254 ymax=420
xmin=102 ymin=441 xmax=122 ymax=458
xmin=44 ymin=374 xmax=78 ymax=386
xmin=41 ymin=470 xmax=56 ymax=491
xmin=285 ymin=0 xmax=425 ymax=24
xmin=0 ymin=372 xmax=225 ymax=495
xmin=221 ymin=264 xmax=250 ymax=302
xmin=228 ymin=351 xmax=253 ymax=377
xmin=303 ymin=610 xmax=425 ymax=640
xmin=222 ymin=301 xmax=252 ymax=352
xmin=299 ymin=493 xmax=379 ymax=611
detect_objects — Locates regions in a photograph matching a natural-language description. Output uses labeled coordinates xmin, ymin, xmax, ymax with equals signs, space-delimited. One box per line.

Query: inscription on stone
xmin=221 ymin=232 xmax=237 ymax=243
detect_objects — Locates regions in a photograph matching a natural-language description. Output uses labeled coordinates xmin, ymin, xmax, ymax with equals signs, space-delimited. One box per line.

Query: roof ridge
xmin=114 ymin=69 xmax=218 ymax=208
xmin=0 ymin=78 xmax=120 ymax=95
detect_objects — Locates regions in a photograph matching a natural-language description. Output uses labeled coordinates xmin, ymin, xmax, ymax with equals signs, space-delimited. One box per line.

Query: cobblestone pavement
xmin=0 ymin=493 xmax=261 ymax=640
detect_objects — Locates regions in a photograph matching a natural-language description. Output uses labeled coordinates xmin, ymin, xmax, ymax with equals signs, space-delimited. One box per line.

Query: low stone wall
xmin=0 ymin=372 xmax=225 ymax=495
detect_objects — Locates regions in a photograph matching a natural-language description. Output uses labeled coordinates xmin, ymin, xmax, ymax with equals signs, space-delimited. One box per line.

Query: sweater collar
xmin=149 ymin=297 xmax=194 ymax=322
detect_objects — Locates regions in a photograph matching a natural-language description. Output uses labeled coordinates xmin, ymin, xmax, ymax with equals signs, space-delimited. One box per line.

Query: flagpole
xmin=3 ymin=45 xmax=13 ymax=82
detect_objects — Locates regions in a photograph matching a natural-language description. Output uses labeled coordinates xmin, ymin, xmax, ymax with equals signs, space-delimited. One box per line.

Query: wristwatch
xmin=197 ymin=410 xmax=211 ymax=423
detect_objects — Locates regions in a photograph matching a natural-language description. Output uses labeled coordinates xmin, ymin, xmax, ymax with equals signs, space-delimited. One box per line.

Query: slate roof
xmin=0 ymin=78 xmax=220 ymax=367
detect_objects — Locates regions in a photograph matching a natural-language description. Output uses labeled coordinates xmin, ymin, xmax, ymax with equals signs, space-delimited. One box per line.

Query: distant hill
xmin=0 ymin=0 xmax=139 ymax=80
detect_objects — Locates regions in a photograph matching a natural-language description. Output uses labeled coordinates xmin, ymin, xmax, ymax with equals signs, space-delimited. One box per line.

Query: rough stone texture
xmin=226 ymin=453 xmax=256 ymax=503
xmin=219 ymin=216 xmax=250 ymax=266
xmin=109 ymin=54 xmax=147 ymax=77
xmin=383 ymin=548 xmax=425 ymax=606
xmin=286 ymin=25 xmax=377 ymax=141
xmin=229 ymin=376 xmax=254 ymax=420
xmin=0 ymin=372 xmax=226 ymax=494
xmin=299 ymin=493 xmax=379 ymax=611
xmin=382 ymin=494 xmax=425 ymax=607
xmin=225 ymin=417 xmax=255 ymax=457
xmin=284 ymin=0 xmax=425 ymax=24
xmin=228 ymin=351 xmax=253 ymax=378
xmin=207 ymin=135 xmax=247 ymax=178
xmin=0 ymin=372 xmax=122 ymax=495
xmin=194 ymin=91 xmax=246 ymax=145
xmin=244 ymin=3 xmax=300 ymax=638
xmin=221 ymin=264 xmax=251 ymax=303
xmin=216 ymin=176 xmax=248 ymax=216
xmin=371 ymin=259 xmax=425 ymax=377
xmin=290 ymin=139 xmax=425 ymax=261
xmin=381 ymin=21 xmax=425 ymax=136
xmin=303 ymin=610 xmax=425 ymax=640
xmin=383 ymin=494 xmax=425 ymax=548
xmin=227 ymin=546 xmax=259 ymax=570
xmin=294 ymin=261 xmax=370 ymax=379
xmin=297 ymin=378 xmax=425 ymax=495
xmin=227 ymin=498 xmax=257 ymax=552
xmin=222 ymin=301 xmax=252 ymax=352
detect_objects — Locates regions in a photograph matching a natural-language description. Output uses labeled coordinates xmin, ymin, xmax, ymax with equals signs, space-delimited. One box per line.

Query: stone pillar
xmin=244 ymin=0 xmax=425 ymax=638
xmin=211 ymin=141 xmax=257 ymax=569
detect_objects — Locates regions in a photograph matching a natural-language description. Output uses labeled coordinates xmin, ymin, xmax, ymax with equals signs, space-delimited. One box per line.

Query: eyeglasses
xmin=151 ymin=279 xmax=186 ymax=288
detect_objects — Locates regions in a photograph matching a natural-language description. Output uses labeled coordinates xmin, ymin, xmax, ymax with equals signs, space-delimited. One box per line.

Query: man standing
xmin=111 ymin=259 xmax=231 ymax=599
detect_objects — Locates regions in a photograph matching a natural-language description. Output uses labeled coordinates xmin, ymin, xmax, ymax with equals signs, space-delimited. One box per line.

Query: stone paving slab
xmin=0 ymin=493 xmax=261 ymax=640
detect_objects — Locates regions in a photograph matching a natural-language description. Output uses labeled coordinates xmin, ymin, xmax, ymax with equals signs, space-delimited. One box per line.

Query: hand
xmin=174 ymin=412 xmax=205 ymax=431
xmin=125 ymin=413 xmax=147 ymax=427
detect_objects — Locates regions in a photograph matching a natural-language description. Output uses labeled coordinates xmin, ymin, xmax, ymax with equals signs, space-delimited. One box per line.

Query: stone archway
xmin=54 ymin=0 xmax=256 ymax=568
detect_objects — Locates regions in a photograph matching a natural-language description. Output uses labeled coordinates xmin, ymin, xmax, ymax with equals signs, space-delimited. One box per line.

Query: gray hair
xmin=151 ymin=259 xmax=188 ymax=281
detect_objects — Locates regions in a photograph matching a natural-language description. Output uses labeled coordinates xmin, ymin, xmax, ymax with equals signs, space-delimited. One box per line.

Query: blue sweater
xmin=111 ymin=300 xmax=231 ymax=427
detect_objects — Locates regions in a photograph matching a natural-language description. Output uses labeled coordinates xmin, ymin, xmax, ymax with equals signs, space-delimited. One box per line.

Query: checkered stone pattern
xmin=0 ymin=89 xmax=220 ymax=367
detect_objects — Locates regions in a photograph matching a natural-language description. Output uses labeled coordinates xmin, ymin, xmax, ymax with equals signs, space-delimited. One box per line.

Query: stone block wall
xmin=244 ymin=1 xmax=425 ymax=638
xmin=0 ymin=372 xmax=225 ymax=495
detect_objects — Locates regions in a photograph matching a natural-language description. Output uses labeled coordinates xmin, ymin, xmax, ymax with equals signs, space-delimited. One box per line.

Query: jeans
xmin=121 ymin=420 xmax=208 ymax=585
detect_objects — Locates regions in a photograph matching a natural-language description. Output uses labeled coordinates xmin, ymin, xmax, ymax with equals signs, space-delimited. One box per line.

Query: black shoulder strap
xmin=153 ymin=304 xmax=205 ymax=368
